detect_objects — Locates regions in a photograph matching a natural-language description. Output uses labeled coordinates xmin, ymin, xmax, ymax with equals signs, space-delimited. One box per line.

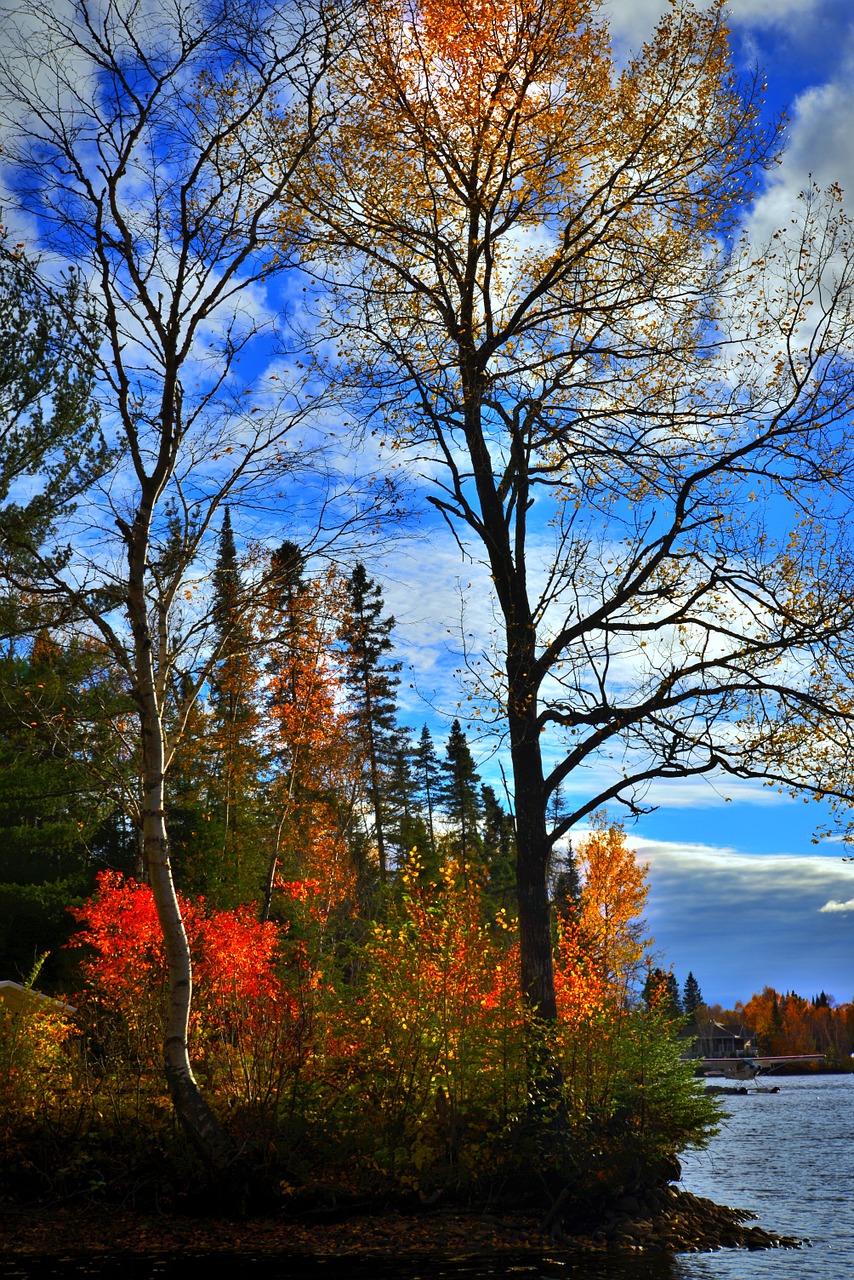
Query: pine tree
xmin=337 ymin=564 xmax=401 ymax=885
xmin=206 ymin=509 xmax=264 ymax=905
xmin=683 ymin=971 xmax=704 ymax=1016
xmin=437 ymin=719 xmax=483 ymax=868
xmin=481 ymin=783 xmax=516 ymax=914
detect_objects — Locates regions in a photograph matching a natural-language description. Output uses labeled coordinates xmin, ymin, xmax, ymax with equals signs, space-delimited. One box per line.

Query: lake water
xmin=2 ymin=1074 xmax=851 ymax=1279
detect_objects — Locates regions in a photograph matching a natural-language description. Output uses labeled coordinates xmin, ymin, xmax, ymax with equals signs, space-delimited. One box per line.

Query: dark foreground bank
xmin=0 ymin=1185 xmax=803 ymax=1266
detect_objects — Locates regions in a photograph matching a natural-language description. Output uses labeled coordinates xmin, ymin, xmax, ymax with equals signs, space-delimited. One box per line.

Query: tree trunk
xmin=129 ymin=523 xmax=237 ymax=1173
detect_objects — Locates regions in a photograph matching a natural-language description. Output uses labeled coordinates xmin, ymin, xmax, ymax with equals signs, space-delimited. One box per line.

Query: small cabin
xmin=681 ymin=1019 xmax=756 ymax=1059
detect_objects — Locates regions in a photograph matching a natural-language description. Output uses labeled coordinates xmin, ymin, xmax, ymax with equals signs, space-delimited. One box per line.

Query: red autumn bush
xmin=68 ymin=871 xmax=311 ymax=1109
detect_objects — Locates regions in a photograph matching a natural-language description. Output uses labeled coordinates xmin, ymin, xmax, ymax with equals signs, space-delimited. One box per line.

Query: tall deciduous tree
xmin=288 ymin=0 xmax=854 ymax=1046
xmin=569 ymin=817 xmax=651 ymax=997
xmin=262 ymin=550 xmax=358 ymax=924
xmin=0 ymin=0 xmax=364 ymax=1173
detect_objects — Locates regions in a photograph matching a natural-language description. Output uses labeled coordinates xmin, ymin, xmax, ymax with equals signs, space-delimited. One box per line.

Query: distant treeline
xmin=702 ymin=988 xmax=854 ymax=1069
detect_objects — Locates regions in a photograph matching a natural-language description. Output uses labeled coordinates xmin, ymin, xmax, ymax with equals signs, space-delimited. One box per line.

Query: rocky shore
xmin=570 ymin=1184 xmax=803 ymax=1253
xmin=0 ymin=1185 xmax=803 ymax=1262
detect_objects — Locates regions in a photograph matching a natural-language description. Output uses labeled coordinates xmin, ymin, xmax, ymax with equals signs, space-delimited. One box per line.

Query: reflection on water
xmin=3 ymin=1076 xmax=851 ymax=1280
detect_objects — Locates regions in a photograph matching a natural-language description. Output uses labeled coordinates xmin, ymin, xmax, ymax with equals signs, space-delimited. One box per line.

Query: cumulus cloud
xmin=605 ymin=0 xmax=833 ymax=46
xmin=819 ymin=897 xmax=854 ymax=914
xmin=604 ymin=0 xmax=831 ymax=55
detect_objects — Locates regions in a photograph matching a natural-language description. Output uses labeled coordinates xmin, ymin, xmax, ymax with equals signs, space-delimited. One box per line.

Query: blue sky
xmin=370 ymin=0 xmax=854 ymax=1011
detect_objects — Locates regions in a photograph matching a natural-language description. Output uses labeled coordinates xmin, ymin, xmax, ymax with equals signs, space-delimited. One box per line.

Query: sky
xmin=370 ymin=0 xmax=854 ymax=1011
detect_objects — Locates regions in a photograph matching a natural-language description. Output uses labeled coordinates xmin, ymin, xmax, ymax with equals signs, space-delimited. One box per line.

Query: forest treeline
xmin=1 ymin=525 xmax=719 ymax=1209
xmin=710 ymin=989 xmax=854 ymax=1068
xmin=0 ymin=536 xmax=520 ymax=981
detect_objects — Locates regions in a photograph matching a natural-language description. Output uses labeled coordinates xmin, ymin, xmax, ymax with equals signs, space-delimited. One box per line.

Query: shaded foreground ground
xmin=0 ymin=1188 xmax=804 ymax=1264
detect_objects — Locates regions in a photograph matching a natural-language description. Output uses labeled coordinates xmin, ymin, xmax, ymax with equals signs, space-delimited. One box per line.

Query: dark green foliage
xmin=337 ymin=564 xmax=401 ymax=883
xmin=0 ymin=633 xmax=133 ymax=878
xmin=480 ymin=784 xmax=515 ymax=913
xmin=415 ymin=724 xmax=441 ymax=862
xmin=0 ymin=878 xmax=85 ymax=987
xmin=210 ymin=508 xmax=252 ymax=720
xmin=384 ymin=732 xmax=430 ymax=873
xmin=202 ymin=510 xmax=266 ymax=906
xmin=0 ymin=231 xmax=108 ymax=589
xmin=552 ymin=844 xmax=582 ymax=924
xmin=0 ymin=628 xmax=136 ymax=982
xmin=683 ymin=971 xmax=704 ymax=1015
xmin=437 ymin=719 xmax=483 ymax=865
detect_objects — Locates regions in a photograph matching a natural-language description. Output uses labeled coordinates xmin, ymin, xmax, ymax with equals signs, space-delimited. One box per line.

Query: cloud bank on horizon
xmin=622 ymin=834 xmax=854 ymax=1006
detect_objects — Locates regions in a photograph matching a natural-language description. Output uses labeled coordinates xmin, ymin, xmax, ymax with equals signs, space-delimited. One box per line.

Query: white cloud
xmin=819 ymin=897 xmax=854 ymax=913
xmin=605 ymin=0 xmax=831 ymax=48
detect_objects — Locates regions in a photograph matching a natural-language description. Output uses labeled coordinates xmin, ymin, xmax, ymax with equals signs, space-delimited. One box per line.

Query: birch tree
xmin=0 ymin=0 xmax=373 ymax=1172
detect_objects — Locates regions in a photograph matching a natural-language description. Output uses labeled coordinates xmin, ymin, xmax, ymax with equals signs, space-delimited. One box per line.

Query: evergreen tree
xmin=0 ymin=627 xmax=136 ymax=983
xmin=268 ymin=540 xmax=306 ymax=646
xmin=415 ymin=724 xmax=441 ymax=862
xmin=644 ymin=967 xmax=683 ymax=1018
xmin=552 ymin=843 xmax=583 ymax=925
xmin=437 ymin=719 xmax=483 ymax=867
xmin=0 ymin=234 xmax=108 ymax=593
xmin=666 ymin=971 xmax=684 ymax=1017
xmin=205 ymin=509 xmax=265 ymax=905
xmin=385 ymin=732 xmax=430 ymax=875
xmin=337 ymin=564 xmax=401 ymax=885
xmin=481 ymin=783 xmax=516 ymax=914
xmin=683 ymin=971 xmax=704 ymax=1017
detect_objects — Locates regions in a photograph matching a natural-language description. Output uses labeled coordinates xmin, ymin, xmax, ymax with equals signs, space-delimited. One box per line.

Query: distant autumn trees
xmin=724 ymin=988 xmax=854 ymax=1068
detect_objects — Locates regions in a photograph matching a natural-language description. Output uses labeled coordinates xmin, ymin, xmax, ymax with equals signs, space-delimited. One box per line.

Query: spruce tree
xmin=683 ymin=971 xmax=704 ymax=1017
xmin=481 ymin=783 xmax=516 ymax=913
xmin=206 ymin=509 xmax=264 ymax=904
xmin=385 ymin=733 xmax=430 ymax=874
xmin=337 ymin=564 xmax=401 ymax=884
xmin=552 ymin=843 xmax=583 ymax=925
xmin=644 ymin=967 xmax=683 ymax=1018
xmin=415 ymin=724 xmax=441 ymax=862
xmin=437 ymin=719 xmax=483 ymax=867
xmin=666 ymin=971 xmax=684 ymax=1017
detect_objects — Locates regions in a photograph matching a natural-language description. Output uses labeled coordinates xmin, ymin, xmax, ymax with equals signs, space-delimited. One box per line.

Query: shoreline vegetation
xmin=2 ymin=1 xmax=854 ymax=1261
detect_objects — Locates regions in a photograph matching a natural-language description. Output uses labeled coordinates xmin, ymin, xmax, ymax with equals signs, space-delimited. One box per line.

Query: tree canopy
xmin=281 ymin=0 xmax=854 ymax=1024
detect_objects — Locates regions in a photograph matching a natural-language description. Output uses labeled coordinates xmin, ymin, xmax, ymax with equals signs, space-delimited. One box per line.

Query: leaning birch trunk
xmin=130 ymin=541 xmax=236 ymax=1173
